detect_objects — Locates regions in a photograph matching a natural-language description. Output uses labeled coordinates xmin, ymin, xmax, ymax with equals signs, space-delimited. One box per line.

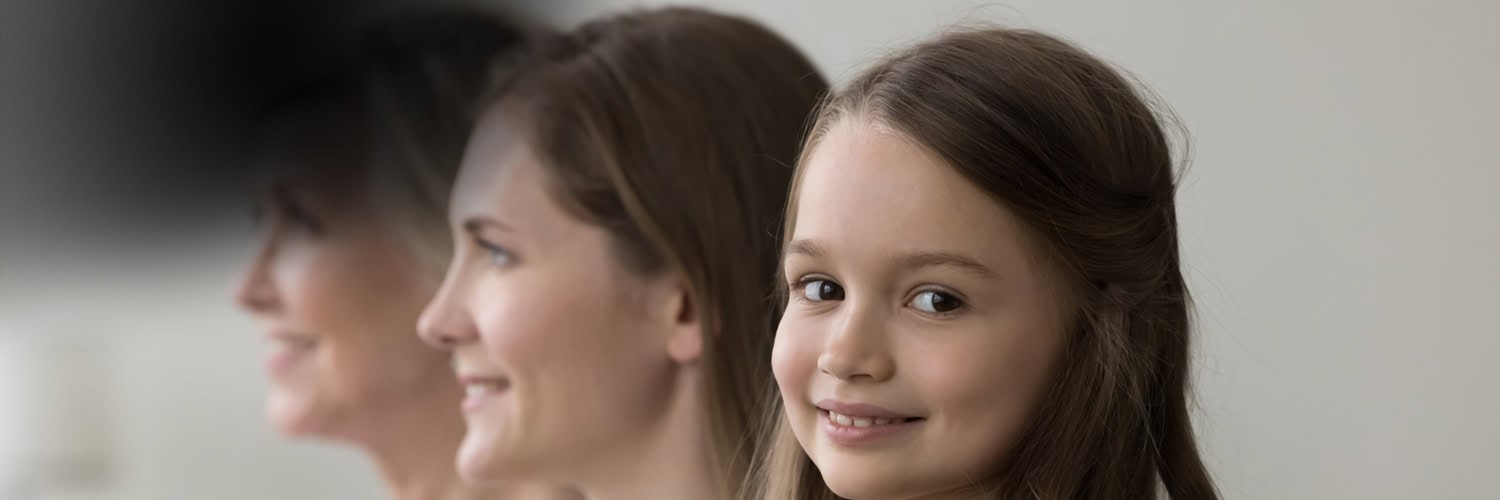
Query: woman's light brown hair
xmin=758 ymin=26 xmax=1218 ymax=500
xmin=481 ymin=7 xmax=828 ymax=499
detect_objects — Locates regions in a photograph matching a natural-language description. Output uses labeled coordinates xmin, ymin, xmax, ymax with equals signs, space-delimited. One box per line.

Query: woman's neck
xmin=574 ymin=369 xmax=720 ymax=500
xmin=373 ymin=443 xmax=574 ymax=500
xmin=354 ymin=382 xmax=574 ymax=500
xmin=356 ymin=384 xmax=476 ymax=500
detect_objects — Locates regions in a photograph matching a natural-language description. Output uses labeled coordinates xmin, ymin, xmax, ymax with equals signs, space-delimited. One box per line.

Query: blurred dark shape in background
xmin=0 ymin=0 xmax=546 ymax=329
xmin=0 ymin=2 xmax=539 ymax=497
xmin=0 ymin=0 xmax=537 ymax=272
xmin=4 ymin=1 xmax=392 ymax=242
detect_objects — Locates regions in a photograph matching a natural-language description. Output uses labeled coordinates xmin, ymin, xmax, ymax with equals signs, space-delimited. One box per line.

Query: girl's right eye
xmin=798 ymin=279 xmax=845 ymax=302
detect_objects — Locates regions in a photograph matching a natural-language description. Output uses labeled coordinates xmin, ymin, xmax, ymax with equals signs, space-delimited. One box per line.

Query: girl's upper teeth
xmin=829 ymin=411 xmax=901 ymax=427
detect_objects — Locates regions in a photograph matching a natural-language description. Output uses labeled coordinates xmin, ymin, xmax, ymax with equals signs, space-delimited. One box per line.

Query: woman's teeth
xmin=464 ymin=382 xmax=505 ymax=397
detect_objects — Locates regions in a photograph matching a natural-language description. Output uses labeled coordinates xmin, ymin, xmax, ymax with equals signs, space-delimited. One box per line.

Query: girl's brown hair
xmin=482 ymin=7 xmax=828 ymax=499
xmin=759 ymin=26 xmax=1217 ymax=500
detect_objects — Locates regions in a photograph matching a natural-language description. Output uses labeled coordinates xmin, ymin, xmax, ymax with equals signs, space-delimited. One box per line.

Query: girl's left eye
xmin=909 ymin=290 xmax=963 ymax=314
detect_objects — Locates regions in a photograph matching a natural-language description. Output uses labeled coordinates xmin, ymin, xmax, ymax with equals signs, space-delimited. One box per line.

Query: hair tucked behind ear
xmin=757 ymin=26 xmax=1217 ymax=500
xmin=482 ymin=8 xmax=828 ymax=499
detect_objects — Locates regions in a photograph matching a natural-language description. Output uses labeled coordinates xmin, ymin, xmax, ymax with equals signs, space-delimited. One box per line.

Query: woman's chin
xmin=457 ymin=433 xmax=498 ymax=482
xmin=266 ymin=388 xmax=330 ymax=438
xmin=458 ymin=430 xmax=530 ymax=484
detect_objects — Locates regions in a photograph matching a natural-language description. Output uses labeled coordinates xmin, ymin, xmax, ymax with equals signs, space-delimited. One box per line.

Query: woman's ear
xmin=660 ymin=276 xmax=703 ymax=364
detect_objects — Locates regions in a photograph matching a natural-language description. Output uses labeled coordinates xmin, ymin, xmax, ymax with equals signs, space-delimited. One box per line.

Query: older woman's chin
xmin=266 ymin=386 xmax=335 ymax=438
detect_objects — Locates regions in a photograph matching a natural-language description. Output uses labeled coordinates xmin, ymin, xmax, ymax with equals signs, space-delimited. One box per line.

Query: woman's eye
xmin=285 ymin=208 xmax=324 ymax=233
xmin=475 ymin=239 xmax=514 ymax=268
xmin=276 ymin=199 xmax=326 ymax=235
xmin=910 ymin=290 xmax=963 ymax=314
xmin=801 ymin=279 xmax=845 ymax=302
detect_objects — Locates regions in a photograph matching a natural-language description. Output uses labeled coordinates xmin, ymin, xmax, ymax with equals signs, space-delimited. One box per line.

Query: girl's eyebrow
xmin=785 ymin=238 xmax=997 ymax=279
xmin=783 ymin=238 xmax=828 ymax=259
xmin=890 ymin=250 xmax=997 ymax=279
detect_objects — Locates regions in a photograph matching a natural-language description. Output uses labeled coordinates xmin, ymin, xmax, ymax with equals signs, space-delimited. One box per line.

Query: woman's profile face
xmin=418 ymin=110 xmax=695 ymax=484
xmin=772 ymin=119 xmax=1069 ymax=499
xmin=234 ymin=103 xmax=456 ymax=440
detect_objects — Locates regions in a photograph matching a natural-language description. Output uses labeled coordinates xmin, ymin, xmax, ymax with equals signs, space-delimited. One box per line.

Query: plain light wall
xmin=0 ymin=243 xmax=386 ymax=500
xmin=523 ymin=1 xmax=1500 ymax=498
xmin=2 ymin=1 xmax=1495 ymax=499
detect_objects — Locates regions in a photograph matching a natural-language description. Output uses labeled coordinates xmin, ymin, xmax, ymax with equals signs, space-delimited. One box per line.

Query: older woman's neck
xmin=367 ymin=426 xmax=577 ymax=500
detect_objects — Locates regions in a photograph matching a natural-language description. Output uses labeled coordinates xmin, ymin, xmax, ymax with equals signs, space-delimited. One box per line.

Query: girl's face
xmin=772 ymin=119 xmax=1069 ymax=499
xmin=417 ymin=110 xmax=698 ymax=484
xmin=235 ymin=105 xmax=455 ymax=441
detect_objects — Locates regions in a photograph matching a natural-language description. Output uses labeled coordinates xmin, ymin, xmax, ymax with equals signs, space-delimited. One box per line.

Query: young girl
xmin=761 ymin=27 xmax=1218 ymax=499
xmin=416 ymin=8 xmax=827 ymax=500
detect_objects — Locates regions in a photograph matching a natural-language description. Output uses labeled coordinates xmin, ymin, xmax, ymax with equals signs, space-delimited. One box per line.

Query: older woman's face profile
xmin=235 ymin=102 xmax=455 ymax=441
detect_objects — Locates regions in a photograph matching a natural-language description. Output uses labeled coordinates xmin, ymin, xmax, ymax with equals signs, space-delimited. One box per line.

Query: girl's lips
xmin=815 ymin=399 xmax=920 ymax=420
xmin=813 ymin=399 xmax=926 ymax=446
xmin=819 ymin=409 xmax=924 ymax=446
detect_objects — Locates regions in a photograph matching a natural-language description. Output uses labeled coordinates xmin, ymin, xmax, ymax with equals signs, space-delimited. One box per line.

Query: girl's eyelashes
xmin=787 ymin=271 xmax=969 ymax=317
xmin=908 ymin=288 xmax=965 ymax=316
xmin=789 ymin=276 xmax=845 ymax=303
xmin=803 ymin=278 xmax=845 ymax=302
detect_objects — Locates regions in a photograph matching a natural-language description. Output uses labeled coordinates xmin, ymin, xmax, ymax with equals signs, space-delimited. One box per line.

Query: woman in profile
xmin=234 ymin=9 xmax=573 ymax=500
xmin=417 ymin=7 xmax=827 ymax=500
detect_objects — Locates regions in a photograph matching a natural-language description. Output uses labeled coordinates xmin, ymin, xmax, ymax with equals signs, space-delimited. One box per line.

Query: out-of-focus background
xmin=2 ymin=0 xmax=1496 ymax=498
